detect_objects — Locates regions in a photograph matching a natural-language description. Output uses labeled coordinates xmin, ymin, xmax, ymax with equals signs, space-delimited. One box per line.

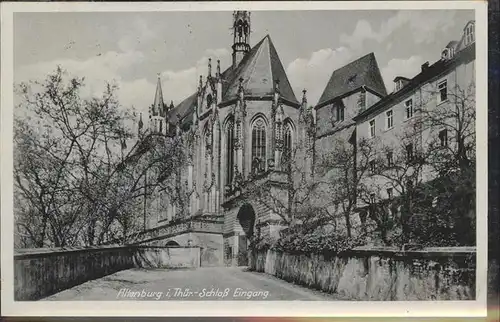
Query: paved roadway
xmin=42 ymin=267 xmax=338 ymax=301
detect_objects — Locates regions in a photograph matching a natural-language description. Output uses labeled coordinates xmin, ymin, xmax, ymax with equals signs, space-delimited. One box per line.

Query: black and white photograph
xmin=0 ymin=1 xmax=489 ymax=317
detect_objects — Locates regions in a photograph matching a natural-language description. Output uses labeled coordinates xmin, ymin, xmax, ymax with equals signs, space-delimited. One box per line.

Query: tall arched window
xmin=252 ymin=118 xmax=266 ymax=173
xmin=207 ymin=94 xmax=213 ymax=109
xmin=226 ymin=118 xmax=235 ymax=185
xmin=284 ymin=123 xmax=293 ymax=157
xmin=282 ymin=122 xmax=293 ymax=170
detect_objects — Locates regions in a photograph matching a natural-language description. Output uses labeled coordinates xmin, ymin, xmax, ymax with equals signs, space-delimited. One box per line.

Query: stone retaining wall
xmin=249 ymin=247 xmax=476 ymax=300
xmin=14 ymin=245 xmax=201 ymax=301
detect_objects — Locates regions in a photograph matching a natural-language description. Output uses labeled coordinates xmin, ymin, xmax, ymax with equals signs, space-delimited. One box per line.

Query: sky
xmin=14 ymin=10 xmax=474 ymax=117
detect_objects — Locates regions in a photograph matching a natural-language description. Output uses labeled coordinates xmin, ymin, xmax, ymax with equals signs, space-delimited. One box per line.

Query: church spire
xmin=153 ymin=73 xmax=164 ymax=116
xmin=232 ymin=11 xmax=251 ymax=68
xmin=138 ymin=113 xmax=143 ymax=136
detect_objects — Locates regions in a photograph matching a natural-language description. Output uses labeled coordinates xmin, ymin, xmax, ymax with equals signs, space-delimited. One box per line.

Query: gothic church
xmin=136 ymin=11 xmax=386 ymax=266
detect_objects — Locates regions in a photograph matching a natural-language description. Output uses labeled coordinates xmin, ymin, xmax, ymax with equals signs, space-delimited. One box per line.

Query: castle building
xmin=134 ymin=12 xmax=476 ymax=265
xmin=354 ymin=20 xmax=475 ymax=202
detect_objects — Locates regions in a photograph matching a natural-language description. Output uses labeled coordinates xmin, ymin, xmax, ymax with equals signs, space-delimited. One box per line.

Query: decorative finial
xmin=208 ymin=58 xmax=212 ymax=76
xmin=157 ymin=72 xmax=160 ymax=79
xmin=302 ymin=89 xmax=307 ymax=103
xmin=199 ymin=75 xmax=203 ymax=88
xmin=238 ymin=77 xmax=244 ymax=95
xmin=217 ymin=59 xmax=221 ymax=76
xmin=138 ymin=113 xmax=143 ymax=129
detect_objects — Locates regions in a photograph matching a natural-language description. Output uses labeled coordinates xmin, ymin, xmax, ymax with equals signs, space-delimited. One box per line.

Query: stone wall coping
xmin=14 ymin=245 xmax=201 ymax=259
xmin=265 ymin=246 xmax=476 ymax=259
xmin=351 ymin=246 xmax=476 ymax=255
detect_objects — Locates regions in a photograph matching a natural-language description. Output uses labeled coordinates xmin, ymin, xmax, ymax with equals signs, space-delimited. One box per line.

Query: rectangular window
xmin=387 ymin=151 xmax=393 ymax=167
xmin=386 ymin=110 xmax=393 ymax=129
xmin=406 ymin=143 xmax=414 ymax=162
xmin=336 ymin=106 xmax=345 ymax=122
xmin=405 ymin=99 xmax=413 ymax=119
xmin=439 ymin=129 xmax=448 ymax=147
xmin=369 ymin=119 xmax=376 ymax=138
xmin=438 ymin=80 xmax=448 ymax=103
xmin=395 ymin=80 xmax=402 ymax=92
xmin=387 ymin=188 xmax=393 ymax=199
xmin=465 ymin=25 xmax=475 ymax=45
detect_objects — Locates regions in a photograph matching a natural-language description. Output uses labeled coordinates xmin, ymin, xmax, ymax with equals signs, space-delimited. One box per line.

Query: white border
xmin=0 ymin=1 xmax=488 ymax=317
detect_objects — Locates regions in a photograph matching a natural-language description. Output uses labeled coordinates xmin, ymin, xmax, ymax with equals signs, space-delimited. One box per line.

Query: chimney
xmin=421 ymin=62 xmax=429 ymax=72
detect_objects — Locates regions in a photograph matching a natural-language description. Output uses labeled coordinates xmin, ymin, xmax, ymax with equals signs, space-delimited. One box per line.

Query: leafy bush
xmin=273 ymin=230 xmax=362 ymax=256
xmin=248 ymin=234 xmax=273 ymax=251
xmin=249 ymin=226 xmax=363 ymax=256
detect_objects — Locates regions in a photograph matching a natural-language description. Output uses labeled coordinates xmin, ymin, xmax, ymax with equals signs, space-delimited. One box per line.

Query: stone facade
xmin=133 ymin=13 xmax=476 ymax=265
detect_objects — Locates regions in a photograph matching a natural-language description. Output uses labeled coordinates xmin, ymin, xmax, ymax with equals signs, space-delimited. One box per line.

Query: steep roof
xmin=152 ymin=75 xmax=165 ymax=116
xmin=316 ymin=52 xmax=387 ymax=108
xmin=168 ymin=92 xmax=197 ymax=125
xmin=167 ymin=34 xmax=298 ymax=126
xmin=354 ymin=42 xmax=475 ymax=122
xmin=222 ymin=35 xmax=298 ymax=104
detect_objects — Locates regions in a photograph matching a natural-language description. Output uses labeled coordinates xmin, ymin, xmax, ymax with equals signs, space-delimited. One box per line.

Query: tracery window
xmin=207 ymin=94 xmax=213 ymax=109
xmin=226 ymin=118 xmax=235 ymax=185
xmin=282 ymin=122 xmax=293 ymax=171
xmin=251 ymin=118 xmax=266 ymax=173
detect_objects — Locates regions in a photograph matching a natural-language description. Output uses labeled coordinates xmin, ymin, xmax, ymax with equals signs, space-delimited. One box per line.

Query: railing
xmin=223 ymin=169 xmax=290 ymax=202
xmin=135 ymin=216 xmax=223 ymax=243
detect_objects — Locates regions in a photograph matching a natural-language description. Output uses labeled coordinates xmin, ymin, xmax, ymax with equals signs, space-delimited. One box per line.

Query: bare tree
xmin=244 ymin=140 xmax=321 ymax=228
xmin=314 ymin=135 xmax=374 ymax=239
xmin=358 ymin=81 xmax=476 ymax=246
xmin=418 ymin=80 xmax=476 ymax=245
xmin=14 ymin=67 xmax=188 ymax=248
xmin=360 ymin=127 xmax=430 ymax=245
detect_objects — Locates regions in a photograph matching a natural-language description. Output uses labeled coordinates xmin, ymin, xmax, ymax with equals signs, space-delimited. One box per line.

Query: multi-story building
xmin=354 ymin=20 xmax=475 ymax=199
xmin=132 ymin=12 xmax=476 ymax=264
xmin=353 ymin=21 xmax=476 ymax=245
xmin=135 ymin=11 xmax=315 ymax=266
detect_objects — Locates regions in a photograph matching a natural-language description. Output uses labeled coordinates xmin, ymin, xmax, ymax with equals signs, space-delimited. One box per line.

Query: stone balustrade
xmin=132 ymin=217 xmax=223 ymax=244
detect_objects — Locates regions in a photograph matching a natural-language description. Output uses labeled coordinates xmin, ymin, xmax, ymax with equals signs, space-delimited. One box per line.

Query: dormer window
xmin=336 ymin=105 xmax=345 ymax=122
xmin=395 ymin=80 xmax=403 ymax=92
xmin=393 ymin=77 xmax=410 ymax=92
xmin=465 ymin=23 xmax=475 ymax=46
xmin=441 ymin=47 xmax=454 ymax=60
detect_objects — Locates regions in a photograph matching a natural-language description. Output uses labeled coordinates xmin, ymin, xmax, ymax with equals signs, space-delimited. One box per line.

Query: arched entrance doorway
xmin=236 ymin=203 xmax=256 ymax=266
xmin=165 ymin=240 xmax=180 ymax=247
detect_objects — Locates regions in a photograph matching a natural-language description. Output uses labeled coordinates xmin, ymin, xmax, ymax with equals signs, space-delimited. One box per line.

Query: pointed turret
xmin=273 ymin=79 xmax=280 ymax=107
xmin=232 ymin=11 xmax=251 ymax=68
xmin=198 ymin=75 xmax=203 ymax=93
xmin=153 ymin=73 xmax=165 ymax=117
xmin=138 ymin=113 xmax=144 ymax=136
xmin=299 ymin=89 xmax=307 ymax=123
